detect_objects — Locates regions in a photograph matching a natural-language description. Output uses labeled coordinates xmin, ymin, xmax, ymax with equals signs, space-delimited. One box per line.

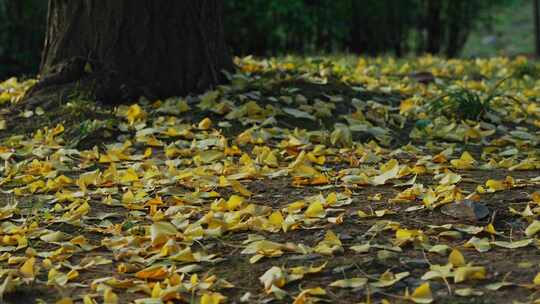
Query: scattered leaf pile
xmin=0 ymin=55 xmax=540 ymax=303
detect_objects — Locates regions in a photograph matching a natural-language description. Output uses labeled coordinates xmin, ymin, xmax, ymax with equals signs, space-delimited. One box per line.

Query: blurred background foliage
xmin=224 ymin=0 xmax=519 ymax=57
xmin=0 ymin=0 xmax=47 ymax=79
xmin=0 ymin=0 xmax=534 ymax=80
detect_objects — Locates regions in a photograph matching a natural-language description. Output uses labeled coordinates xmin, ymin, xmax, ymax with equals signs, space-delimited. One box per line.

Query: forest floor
xmin=0 ymin=55 xmax=540 ymax=304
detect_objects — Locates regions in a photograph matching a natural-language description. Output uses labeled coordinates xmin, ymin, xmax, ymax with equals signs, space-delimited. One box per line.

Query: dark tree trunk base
xmin=21 ymin=57 xmax=162 ymax=111
xmin=19 ymin=0 xmax=232 ymax=109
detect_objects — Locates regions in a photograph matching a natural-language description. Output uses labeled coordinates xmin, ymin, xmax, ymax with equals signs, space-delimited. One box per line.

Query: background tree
xmin=25 ymin=0 xmax=232 ymax=107
xmin=0 ymin=0 xmax=529 ymax=82
xmin=535 ymin=0 xmax=540 ymax=56
xmin=0 ymin=0 xmax=46 ymax=77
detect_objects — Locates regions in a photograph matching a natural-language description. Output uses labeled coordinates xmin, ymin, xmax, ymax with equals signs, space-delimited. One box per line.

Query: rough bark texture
xmin=26 ymin=0 xmax=232 ymax=105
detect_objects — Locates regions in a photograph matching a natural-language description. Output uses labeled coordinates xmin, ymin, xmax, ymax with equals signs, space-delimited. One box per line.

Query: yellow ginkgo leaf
xmin=293 ymin=287 xmax=326 ymax=304
xmin=400 ymin=98 xmax=416 ymax=114
xmin=304 ymin=201 xmax=325 ymax=218
xmin=371 ymin=159 xmax=400 ymax=185
xmin=151 ymin=221 xmax=178 ymax=246
xmin=448 ymin=249 xmax=466 ymax=267
xmin=135 ymin=265 xmax=168 ymax=280
xmin=485 ymin=179 xmax=506 ymax=192
xmin=55 ymin=298 xmax=74 ymax=304
xmin=126 ymin=104 xmax=145 ymax=125
xmin=450 ymin=151 xmax=475 ymax=170
xmin=119 ymin=168 xmax=139 ymax=183
xmin=454 ymin=266 xmax=486 ymax=283
xmin=103 ymin=288 xmax=118 ymax=304
xmin=314 ymin=231 xmax=342 ymax=255
xmin=226 ymin=195 xmax=244 ymax=210
xmin=82 ymin=295 xmax=97 ymax=304
xmin=198 ymin=117 xmax=213 ymax=130
xmin=371 ymin=270 xmax=410 ymax=288
xmin=230 ymin=180 xmax=252 ymax=197
xmin=409 ymin=282 xmax=434 ymax=304
xmin=20 ymin=257 xmax=36 ymax=278
xmin=267 ymin=211 xmax=284 ymax=231
xmin=200 ymin=292 xmax=226 ymax=304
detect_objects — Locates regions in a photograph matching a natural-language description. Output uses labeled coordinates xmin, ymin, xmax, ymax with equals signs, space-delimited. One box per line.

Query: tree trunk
xmin=26 ymin=0 xmax=232 ymax=106
xmin=425 ymin=0 xmax=443 ymax=54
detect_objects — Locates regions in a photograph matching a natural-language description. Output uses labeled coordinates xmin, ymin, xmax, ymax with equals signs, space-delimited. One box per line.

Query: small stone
xmin=441 ymin=200 xmax=490 ymax=221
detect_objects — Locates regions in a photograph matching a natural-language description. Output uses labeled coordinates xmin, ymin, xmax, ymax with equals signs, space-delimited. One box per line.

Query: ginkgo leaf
xmin=282 ymin=107 xmax=316 ymax=120
xmin=454 ymin=288 xmax=483 ymax=297
xmin=439 ymin=172 xmax=462 ymax=185
xmin=103 ymin=288 xmax=119 ymax=304
xmin=464 ymin=237 xmax=491 ymax=252
xmin=371 ymin=270 xmax=410 ymax=288
xmin=314 ymin=231 xmax=342 ymax=255
xmin=400 ymin=98 xmax=415 ymax=114
xmin=293 ymin=287 xmax=326 ymax=304
xmin=330 ymin=277 xmax=367 ymax=289
xmin=200 ymin=292 xmax=226 ymax=304
xmin=484 ymin=281 xmax=514 ymax=290
xmin=421 ymin=263 xmax=453 ymax=280
xmin=56 ymin=298 xmax=74 ymax=304
xmin=198 ymin=117 xmax=213 ymax=130
xmin=454 ymin=266 xmax=486 ymax=283
xmin=428 ymin=244 xmax=450 ymax=255
xmin=331 ymin=124 xmax=352 ymax=147
xmin=20 ymin=257 xmax=36 ymax=278
xmin=226 ymin=195 xmax=244 ymax=210
xmin=492 ymin=239 xmax=533 ymax=249
xmin=135 ymin=265 xmax=168 ymax=280
xmin=304 ymin=201 xmax=325 ymax=218
xmin=350 ymin=243 xmax=371 ymax=253
xmin=259 ymin=266 xmax=286 ymax=291
xmin=525 ymin=220 xmax=540 ymax=236
xmin=448 ymin=249 xmax=466 ymax=267
xmin=289 ymin=262 xmax=327 ymax=277
xmin=409 ymin=282 xmax=433 ymax=304
xmin=125 ymin=104 xmax=146 ymax=125
xmin=40 ymin=231 xmax=69 ymax=243
xmin=450 ymin=152 xmax=475 ymax=170
xmin=371 ymin=159 xmax=400 ymax=185
xmin=151 ymin=221 xmax=178 ymax=246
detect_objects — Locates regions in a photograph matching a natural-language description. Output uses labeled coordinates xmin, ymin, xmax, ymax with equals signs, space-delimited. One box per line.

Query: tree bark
xmin=26 ymin=0 xmax=232 ymax=105
xmin=425 ymin=0 xmax=443 ymax=54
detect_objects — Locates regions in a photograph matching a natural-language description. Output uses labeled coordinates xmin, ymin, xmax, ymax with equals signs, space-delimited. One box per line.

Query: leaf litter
xmin=0 ymin=55 xmax=540 ymax=303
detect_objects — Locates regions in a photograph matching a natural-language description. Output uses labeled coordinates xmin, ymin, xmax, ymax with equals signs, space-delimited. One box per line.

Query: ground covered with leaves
xmin=0 ymin=55 xmax=540 ymax=304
